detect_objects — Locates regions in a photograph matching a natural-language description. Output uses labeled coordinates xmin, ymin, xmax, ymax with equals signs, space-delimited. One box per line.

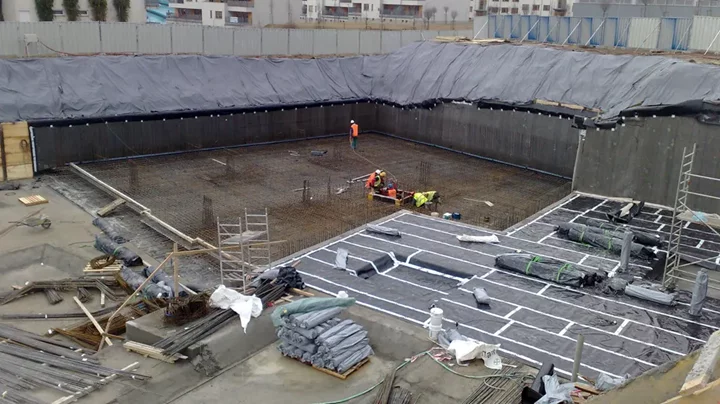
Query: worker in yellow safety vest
xmin=349 ymin=120 xmax=359 ymax=150
xmin=413 ymin=191 xmax=439 ymax=208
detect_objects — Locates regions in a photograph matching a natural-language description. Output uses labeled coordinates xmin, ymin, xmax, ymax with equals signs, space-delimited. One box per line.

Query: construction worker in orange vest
xmin=349 ymin=120 xmax=359 ymax=150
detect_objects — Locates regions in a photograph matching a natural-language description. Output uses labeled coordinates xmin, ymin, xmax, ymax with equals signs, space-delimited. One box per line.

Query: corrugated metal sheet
xmin=203 ymin=27 xmax=234 ymax=55
xmin=473 ymin=16 xmax=489 ymax=39
xmin=233 ymin=29 xmax=261 ymax=56
xmin=380 ymin=31 xmax=401 ymax=53
xmin=138 ymin=24 xmax=172 ymax=54
xmin=627 ymin=17 xmax=660 ymax=49
xmin=0 ymin=23 xmax=19 ymax=57
xmin=60 ymin=23 xmax=101 ymax=54
xmin=312 ymin=30 xmax=337 ymax=56
xmin=171 ymin=24 xmax=203 ymax=54
xmin=100 ymin=23 xmax=138 ymax=54
xmin=289 ymin=29 xmax=313 ymax=55
xmin=401 ymin=30 xmax=423 ymax=46
xmin=261 ymin=29 xmax=289 ymax=55
xmin=359 ymin=31 xmax=380 ymax=54
xmin=673 ymin=18 xmax=693 ymax=50
xmin=658 ymin=18 xmax=686 ymax=50
xmin=489 ymin=15 xmax=499 ymax=39
xmin=337 ymin=30 xmax=360 ymax=54
xmin=689 ymin=16 xmax=720 ymax=53
xmin=18 ymin=23 xmax=63 ymax=57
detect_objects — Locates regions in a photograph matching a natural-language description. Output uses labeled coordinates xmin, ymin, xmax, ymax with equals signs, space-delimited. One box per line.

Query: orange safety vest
xmin=351 ymin=123 xmax=359 ymax=138
xmin=365 ymin=172 xmax=376 ymax=189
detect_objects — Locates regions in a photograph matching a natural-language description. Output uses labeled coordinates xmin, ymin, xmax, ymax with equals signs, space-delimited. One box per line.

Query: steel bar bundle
xmin=388 ymin=387 xmax=412 ymax=404
xmin=77 ymin=287 xmax=92 ymax=303
xmin=163 ymin=292 xmax=210 ymax=326
xmin=460 ymin=359 xmax=524 ymax=404
xmin=255 ymin=283 xmax=287 ymax=307
xmin=0 ymin=305 xmax=118 ymax=320
xmin=154 ymin=309 xmax=236 ymax=355
xmin=53 ymin=310 xmax=135 ymax=350
xmin=44 ymin=288 xmax=63 ymax=305
xmin=495 ymin=254 xmax=600 ymax=287
xmin=0 ymin=278 xmax=123 ymax=305
xmin=0 ymin=324 xmax=91 ymax=359
xmin=374 ymin=367 xmax=398 ymax=404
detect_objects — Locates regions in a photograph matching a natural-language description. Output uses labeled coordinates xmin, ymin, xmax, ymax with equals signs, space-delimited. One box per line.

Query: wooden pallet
xmin=18 ymin=195 xmax=48 ymax=206
xmin=285 ymin=355 xmax=370 ymax=380
xmin=96 ymin=198 xmax=126 ymax=217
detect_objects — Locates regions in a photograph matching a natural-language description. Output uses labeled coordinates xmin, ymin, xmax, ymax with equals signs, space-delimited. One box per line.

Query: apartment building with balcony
xmin=486 ymin=0 xmax=570 ymax=15
xmin=168 ymin=0 xmax=299 ymax=26
xmin=302 ymin=0 xmax=479 ymax=22
xmin=2 ymin=0 xmax=145 ymax=21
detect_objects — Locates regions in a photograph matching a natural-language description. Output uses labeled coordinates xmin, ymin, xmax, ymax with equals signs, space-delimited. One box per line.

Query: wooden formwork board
xmin=285 ymin=355 xmax=370 ymax=380
xmin=18 ymin=195 xmax=48 ymax=206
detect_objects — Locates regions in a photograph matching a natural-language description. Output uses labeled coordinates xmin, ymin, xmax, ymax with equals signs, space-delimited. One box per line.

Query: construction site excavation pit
xmin=71 ymin=133 xmax=570 ymax=267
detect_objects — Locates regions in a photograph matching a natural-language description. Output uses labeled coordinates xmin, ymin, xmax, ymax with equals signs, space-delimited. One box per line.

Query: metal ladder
xmin=662 ymin=144 xmax=695 ymax=289
xmin=245 ymin=208 xmax=272 ymax=275
xmin=217 ymin=217 xmax=248 ymax=292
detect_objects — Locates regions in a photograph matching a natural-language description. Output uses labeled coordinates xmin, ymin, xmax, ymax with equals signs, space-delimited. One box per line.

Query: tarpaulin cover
xmin=271 ymin=297 xmax=355 ymax=327
xmin=556 ymin=223 xmax=657 ymax=260
xmin=94 ymin=234 xmax=143 ymax=267
xmin=583 ymin=218 xmax=664 ymax=247
xmin=495 ymin=253 xmax=599 ymax=287
xmin=91 ymin=218 xmax=127 ymax=244
xmin=5 ymin=42 xmax=720 ymax=122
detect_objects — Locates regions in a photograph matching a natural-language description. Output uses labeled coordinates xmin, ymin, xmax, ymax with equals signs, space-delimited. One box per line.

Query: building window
xmin=53 ymin=9 xmax=64 ymax=14
xmin=500 ymin=7 xmax=508 ymax=12
xmin=363 ymin=3 xmax=368 ymax=10
xmin=511 ymin=7 xmax=518 ymax=13
xmin=489 ymin=6 xmax=499 ymax=12
xmin=78 ymin=10 xmax=88 ymax=14
xmin=532 ymin=4 xmax=539 ymax=10
xmin=216 ymin=11 xmax=222 ymax=18
xmin=542 ymin=4 xmax=550 ymax=10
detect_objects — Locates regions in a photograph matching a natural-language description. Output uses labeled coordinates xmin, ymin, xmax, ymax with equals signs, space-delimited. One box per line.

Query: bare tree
xmin=640 ymin=0 xmax=649 ymax=17
xmin=444 ymin=5 xmax=449 ymax=24
xmin=424 ymin=7 xmax=433 ymax=28
xmin=451 ymin=9 xmax=457 ymax=29
xmin=599 ymin=0 xmax=610 ymax=18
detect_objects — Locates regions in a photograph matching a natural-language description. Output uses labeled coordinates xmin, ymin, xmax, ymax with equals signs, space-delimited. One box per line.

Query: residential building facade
xmin=486 ymin=0 xmax=571 ymax=16
xmin=573 ymin=0 xmax=720 ymax=17
xmin=301 ymin=0 xmax=480 ymax=23
xmin=1 ymin=0 xmax=145 ymax=21
xmin=168 ymin=0 xmax=300 ymax=26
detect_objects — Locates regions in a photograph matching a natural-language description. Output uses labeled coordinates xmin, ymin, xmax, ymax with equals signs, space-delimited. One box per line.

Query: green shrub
xmin=35 ymin=0 xmax=54 ymax=21
xmin=63 ymin=0 xmax=80 ymax=21
xmin=89 ymin=0 xmax=107 ymax=21
xmin=113 ymin=0 xmax=130 ymax=22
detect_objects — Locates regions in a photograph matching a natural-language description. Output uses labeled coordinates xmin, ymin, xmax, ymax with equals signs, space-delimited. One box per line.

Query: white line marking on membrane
xmin=537 ymin=284 xmax=551 ymax=295
xmin=558 ymin=322 xmax=574 ymax=336
xmin=406 ymin=249 xmax=423 ymax=262
xmin=696 ymin=240 xmax=705 ymax=249
xmin=608 ymin=262 xmax=622 ymax=278
xmin=538 ymin=231 xmax=557 ymax=244
xmin=211 ymin=158 xmax=226 ymax=166
xmin=615 ymin=319 xmax=631 ymax=336
xmin=321 ymin=247 xmax=378 ymax=273
xmin=654 ymin=216 xmax=662 ymax=223
xmin=356 ymin=230 xmax=717 ymax=333
xmin=494 ymin=321 xmax=514 ymax=336
xmin=382 ymin=273 xmax=449 ymax=295
xmin=684 ymin=221 xmax=692 ymax=229
xmin=578 ymin=255 xmax=590 ymax=265
xmin=479 ymin=268 xmax=497 ymax=280
xmin=507 ymin=194 xmax=580 ymax=236
xmin=657 ymin=224 xmax=665 ymax=232
xmin=504 ymin=306 xmax=522 ymax=319
xmin=442 ymin=299 xmax=655 ymax=367
xmin=301 ymin=270 xmax=620 ymax=376
xmin=656 ymin=208 xmax=663 ymax=214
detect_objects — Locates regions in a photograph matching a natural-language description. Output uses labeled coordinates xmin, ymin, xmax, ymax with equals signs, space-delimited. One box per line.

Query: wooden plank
xmin=84 ymin=263 xmax=122 ymax=273
xmin=575 ymin=383 xmax=600 ymax=395
xmin=679 ymin=330 xmax=720 ymax=395
xmin=51 ymin=362 xmax=139 ymax=404
xmin=6 ymin=164 xmax=32 ymax=181
xmin=2 ymin=121 xmax=32 ymax=181
xmin=72 ymin=296 xmax=113 ymax=347
xmin=96 ymin=198 xmax=126 ymax=217
xmin=290 ymin=288 xmax=314 ymax=297
xmin=312 ymin=357 xmax=369 ymax=380
xmin=662 ymin=378 xmax=720 ymax=404
xmin=123 ymin=341 xmax=186 ymax=363
xmin=18 ymin=195 xmax=48 ymax=206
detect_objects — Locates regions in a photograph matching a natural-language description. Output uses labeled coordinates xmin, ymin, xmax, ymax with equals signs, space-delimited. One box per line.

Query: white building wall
xmin=2 ymin=0 xmax=144 ymax=22
xmin=253 ymin=0 xmax=302 ymax=26
xmin=487 ymin=0 xmax=570 ymax=16
xmin=303 ymin=0 xmax=475 ymax=21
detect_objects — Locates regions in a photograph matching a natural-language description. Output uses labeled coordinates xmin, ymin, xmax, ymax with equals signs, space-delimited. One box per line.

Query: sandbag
xmin=299 ymin=307 xmax=344 ymax=329
xmin=473 ymin=287 xmax=491 ymax=305
xmin=94 ymin=234 xmax=143 ymax=267
xmin=92 ymin=218 xmax=127 ymax=244
xmin=327 ymin=342 xmax=370 ymax=370
xmin=142 ymin=266 xmax=176 ymax=297
xmin=320 ymin=324 xmax=363 ymax=349
xmin=625 ymin=284 xmax=677 ymax=306
xmin=367 ymin=224 xmax=401 ymax=237
xmin=689 ymin=269 xmax=708 ymax=317
xmin=495 ymin=254 xmax=596 ymax=287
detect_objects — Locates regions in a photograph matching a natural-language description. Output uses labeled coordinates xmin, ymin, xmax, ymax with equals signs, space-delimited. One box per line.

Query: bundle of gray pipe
xmin=298 ymin=307 xmax=344 ymax=329
xmin=689 ymin=269 xmax=709 ymax=317
xmin=625 ymin=284 xmax=677 ymax=306
xmin=94 ymin=234 xmax=143 ymax=267
xmin=120 ymin=266 xmax=171 ymax=298
xmin=277 ymin=310 xmax=373 ymax=373
xmin=495 ymin=254 xmax=598 ymax=287
xmin=556 ymin=224 xmax=656 ymax=260
xmin=367 ymin=224 xmax=401 ymax=237
xmin=437 ymin=328 xmax=467 ymax=349
xmin=92 ymin=218 xmax=128 ymax=244
xmin=583 ymin=218 xmax=663 ymax=247
xmin=141 ymin=266 xmax=176 ymax=297
xmin=473 ymin=287 xmax=490 ymax=305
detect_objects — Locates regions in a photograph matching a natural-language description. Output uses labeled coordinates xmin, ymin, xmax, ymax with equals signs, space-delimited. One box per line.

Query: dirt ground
xmin=74 ymin=134 xmax=570 ymax=262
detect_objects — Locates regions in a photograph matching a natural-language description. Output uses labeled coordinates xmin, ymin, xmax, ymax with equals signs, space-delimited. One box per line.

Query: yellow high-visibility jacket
xmin=413 ymin=191 xmax=436 ymax=207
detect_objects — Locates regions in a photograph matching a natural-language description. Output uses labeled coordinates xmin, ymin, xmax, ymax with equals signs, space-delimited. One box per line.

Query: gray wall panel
xmin=338 ymin=29 xmax=360 ymax=54
xmin=138 ymin=24 xmax=172 ymax=54
xmin=203 ymin=27 xmax=234 ymax=55
xmin=233 ymin=29 xmax=262 ymax=56
xmin=100 ymin=23 xmax=138 ymax=54
xmin=359 ymin=31 xmax=381 ymax=54
xmin=18 ymin=23 xmax=63 ymax=56
xmin=171 ymin=24 xmax=203 ymax=54
xmin=380 ymin=30 xmax=401 ymax=53
xmin=289 ymin=29 xmax=313 ymax=55
xmin=261 ymin=28 xmax=289 ymax=55
xmin=313 ymin=29 xmax=337 ymax=55
xmin=60 ymin=22 xmax=101 ymax=54
xmin=401 ymin=30 xmax=423 ymax=46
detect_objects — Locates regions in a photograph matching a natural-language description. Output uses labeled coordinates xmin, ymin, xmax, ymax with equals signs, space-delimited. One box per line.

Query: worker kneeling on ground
xmin=413 ymin=191 xmax=440 ymax=208
xmin=365 ymin=170 xmax=386 ymax=191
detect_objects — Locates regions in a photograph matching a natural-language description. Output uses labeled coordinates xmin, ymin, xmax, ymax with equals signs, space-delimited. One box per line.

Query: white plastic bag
xmin=447 ymin=339 xmax=502 ymax=369
xmin=536 ymin=374 xmax=574 ymax=404
xmin=209 ymin=285 xmax=263 ymax=333
xmin=335 ymin=248 xmax=349 ymax=270
xmin=457 ymin=234 xmax=500 ymax=244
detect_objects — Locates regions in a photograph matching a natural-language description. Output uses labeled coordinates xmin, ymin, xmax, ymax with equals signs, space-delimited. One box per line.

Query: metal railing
xmin=168 ymin=14 xmax=203 ymax=22
xmin=227 ymin=0 xmax=254 ymax=7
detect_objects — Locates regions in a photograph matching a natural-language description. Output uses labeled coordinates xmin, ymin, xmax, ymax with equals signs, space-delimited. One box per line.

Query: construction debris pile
xmin=0 ymin=278 xmax=124 ymax=306
xmin=0 ymin=324 xmax=148 ymax=403
xmin=275 ymin=297 xmax=373 ymax=375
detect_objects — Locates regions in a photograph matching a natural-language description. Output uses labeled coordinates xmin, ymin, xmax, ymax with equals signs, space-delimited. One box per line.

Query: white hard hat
xmin=350 ymin=120 xmax=355 ymax=124
xmin=375 ymin=169 xmax=381 ymax=174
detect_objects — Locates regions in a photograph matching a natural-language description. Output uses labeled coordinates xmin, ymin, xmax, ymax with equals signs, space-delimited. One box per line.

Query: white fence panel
xmin=138 ymin=24 xmax=172 ymax=54
xmin=689 ymin=16 xmax=720 ymax=53
xmin=473 ymin=16 xmax=489 ymax=39
xmin=100 ymin=23 xmax=138 ymax=54
xmin=234 ymin=29 xmax=262 ymax=56
xmin=313 ymin=29 xmax=337 ymax=56
xmin=171 ymin=24 xmax=203 ymax=54
xmin=359 ymin=31 xmax=380 ymax=54
xmin=60 ymin=22 xmax=101 ymax=54
xmin=203 ymin=27 xmax=234 ymax=55
xmin=422 ymin=30 xmax=440 ymax=40
xmin=261 ymin=28 xmax=289 ymax=55
xmin=13 ymin=22 xmax=61 ymax=56
xmin=380 ymin=30 xmax=401 ymax=53
xmin=338 ymin=30 xmax=360 ymax=54
xmin=0 ymin=23 xmax=19 ymax=56
xmin=627 ymin=18 xmax=661 ymax=49
xmin=289 ymin=29 xmax=313 ymax=55
xmin=401 ymin=30 xmax=423 ymax=46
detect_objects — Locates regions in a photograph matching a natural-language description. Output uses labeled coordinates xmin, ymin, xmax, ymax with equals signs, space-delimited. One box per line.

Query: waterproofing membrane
xmin=274 ymin=210 xmax=720 ymax=379
xmin=5 ymin=42 xmax=720 ymax=122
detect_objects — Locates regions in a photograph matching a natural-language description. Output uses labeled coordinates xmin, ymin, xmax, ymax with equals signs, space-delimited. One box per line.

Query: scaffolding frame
xmin=662 ymin=144 xmax=720 ymax=291
xmin=216 ymin=208 xmax=272 ymax=293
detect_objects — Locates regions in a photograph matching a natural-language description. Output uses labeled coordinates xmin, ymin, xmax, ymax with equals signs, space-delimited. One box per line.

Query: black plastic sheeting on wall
xmin=6 ymin=42 xmax=720 ymax=123
xmin=573 ymin=116 xmax=720 ymax=213
xmin=32 ymin=103 xmax=375 ymax=170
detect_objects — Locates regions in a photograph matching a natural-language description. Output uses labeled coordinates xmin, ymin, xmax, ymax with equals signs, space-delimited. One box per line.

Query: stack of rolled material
xmin=277 ymin=310 xmax=373 ymax=374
